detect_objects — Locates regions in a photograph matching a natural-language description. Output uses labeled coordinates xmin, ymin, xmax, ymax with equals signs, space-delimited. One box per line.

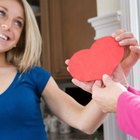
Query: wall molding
xmin=87 ymin=11 xmax=121 ymax=39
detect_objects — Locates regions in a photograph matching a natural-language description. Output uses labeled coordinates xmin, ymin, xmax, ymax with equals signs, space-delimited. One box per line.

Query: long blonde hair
xmin=7 ymin=0 xmax=42 ymax=72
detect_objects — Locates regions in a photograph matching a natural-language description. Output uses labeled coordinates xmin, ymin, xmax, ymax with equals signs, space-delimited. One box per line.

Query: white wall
xmin=96 ymin=0 xmax=120 ymax=16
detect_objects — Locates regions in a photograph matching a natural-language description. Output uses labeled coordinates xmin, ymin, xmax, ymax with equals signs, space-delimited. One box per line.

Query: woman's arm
xmin=42 ymin=77 xmax=107 ymax=134
xmin=117 ymin=91 xmax=140 ymax=139
xmin=91 ymin=74 xmax=140 ymax=139
xmin=128 ymin=86 xmax=140 ymax=95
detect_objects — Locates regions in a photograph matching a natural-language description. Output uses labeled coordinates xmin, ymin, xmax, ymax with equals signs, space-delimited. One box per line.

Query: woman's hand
xmin=65 ymin=29 xmax=139 ymax=93
xmin=111 ymin=65 xmax=128 ymax=87
xmin=65 ymin=59 xmax=94 ymax=93
xmin=112 ymin=29 xmax=140 ymax=76
xmin=92 ymin=74 xmax=127 ymax=113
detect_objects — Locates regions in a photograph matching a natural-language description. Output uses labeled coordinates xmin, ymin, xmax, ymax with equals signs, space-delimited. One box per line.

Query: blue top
xmin=0 ymin=66 xmax=51 ymax=140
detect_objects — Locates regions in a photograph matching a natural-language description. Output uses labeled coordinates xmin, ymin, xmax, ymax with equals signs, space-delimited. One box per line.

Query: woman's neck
xmin=0 ymin=53 xmax=11 ymax=67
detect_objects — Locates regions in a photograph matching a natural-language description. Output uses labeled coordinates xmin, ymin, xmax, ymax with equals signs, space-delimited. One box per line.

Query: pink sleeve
xmin=128 ymin=86 xmax=140 ymax=95
xmin=117 ymin=90 xmax=140 ymax=139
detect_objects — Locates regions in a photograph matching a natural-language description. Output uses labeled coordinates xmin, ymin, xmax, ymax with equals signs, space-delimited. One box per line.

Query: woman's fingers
xmin=112 ymin=29 xmax=138 ymax=46
xmin=72 ymin=78 xmax=94 ymax=93
xmin=119 ymin=38 xmax=138 ymax=46
xmin=65 ymin=59 xmax=70 ymax=65
xmin=112 ymin=29 xmax=126 ymax=37
xmin=130 ymin=46 xmax=140 ymax=55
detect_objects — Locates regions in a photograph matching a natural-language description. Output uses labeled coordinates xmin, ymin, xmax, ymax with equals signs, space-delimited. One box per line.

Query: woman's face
xmin=0 ymin=0 xmax=25 ymax=53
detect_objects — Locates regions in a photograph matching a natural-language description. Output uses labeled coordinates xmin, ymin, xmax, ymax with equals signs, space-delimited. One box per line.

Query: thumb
xmin=65 ymin=59 xmax=70 ymax=65
xmin=130 ymin=46 xmax=140 ymax=54
xmin=92 ymin=80 xmax=102 ymax=92
xmin=94 ymin=80 xmax=102 ymax=87
xmin=102 ymin=74 xmax=114 ymax=86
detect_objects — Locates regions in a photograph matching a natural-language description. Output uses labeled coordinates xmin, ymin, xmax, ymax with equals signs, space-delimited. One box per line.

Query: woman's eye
xmin=0 ymin=10 xmax=5 ymax=17
xmin=15 ymin=20 xmax=23 ymax=28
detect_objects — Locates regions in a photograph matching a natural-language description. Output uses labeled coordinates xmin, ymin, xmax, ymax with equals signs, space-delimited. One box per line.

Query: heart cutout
xmin=68 ymin=36 xmax=124 ymax=81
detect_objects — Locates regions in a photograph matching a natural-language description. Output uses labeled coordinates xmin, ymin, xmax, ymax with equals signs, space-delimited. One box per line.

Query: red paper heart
xmin=68 ymin=36 xmax=124 ymax=81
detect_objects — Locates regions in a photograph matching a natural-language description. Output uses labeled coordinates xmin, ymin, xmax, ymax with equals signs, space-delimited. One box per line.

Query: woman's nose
xmin=1 ymin=24 xmax=9 ymax=30
xmin=0 ymin=19 xmax=12 ymax=31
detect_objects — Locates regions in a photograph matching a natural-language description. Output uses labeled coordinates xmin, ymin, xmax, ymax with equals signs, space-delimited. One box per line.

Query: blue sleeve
xmin=29 ymin=66 xmax=51 ymax=95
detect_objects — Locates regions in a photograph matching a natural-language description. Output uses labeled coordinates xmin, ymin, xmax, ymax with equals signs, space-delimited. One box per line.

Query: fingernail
xmin=103 ymin=74 xmax=109 ymax=79
xmin=115 ymin=37 xmax=120 ymax=41
xmin=112 ymin=33 xmax=116 ymax=37
xmin=119 ymin=41 xmax=125 ymax=45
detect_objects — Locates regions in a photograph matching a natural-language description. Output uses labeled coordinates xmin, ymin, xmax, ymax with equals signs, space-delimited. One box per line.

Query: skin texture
xmin=92 ymin=73 xmax=127 ymax=113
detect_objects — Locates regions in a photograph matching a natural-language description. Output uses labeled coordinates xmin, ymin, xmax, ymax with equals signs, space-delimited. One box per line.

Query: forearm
xmin=44 ymin=86 xmax=106 ymax=134
xmin=77 ymin=100 xmax=107 ymax=134
xmin=117 ymin=91 xmax=140 ymax=139
xmin=121 ymin=64 xmax=133 ymax=77
xmin=128 ymin=86 xmax=140 ymax=95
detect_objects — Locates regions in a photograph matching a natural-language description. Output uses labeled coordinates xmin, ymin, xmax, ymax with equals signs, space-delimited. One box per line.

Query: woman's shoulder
xmin=28 ymin=66 xmax=51 ymax=75
xmin=22 ymin=66 xmax=51 ymax=82
xmin=24 ymin=66 xmax=51 ymax=93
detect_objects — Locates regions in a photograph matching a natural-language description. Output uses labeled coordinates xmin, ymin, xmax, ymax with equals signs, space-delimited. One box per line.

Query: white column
xmin=96 ymin=0 xmax=120 ymax=16
xmin=120 ymin=0 xmax=139 ymax=140
xmin=129 ymin=0 xmax=140 ymax=90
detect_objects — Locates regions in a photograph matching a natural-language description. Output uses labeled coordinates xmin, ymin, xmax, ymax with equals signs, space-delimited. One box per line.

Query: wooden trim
xmin=40 ymin=0 xmax=51 ymax=72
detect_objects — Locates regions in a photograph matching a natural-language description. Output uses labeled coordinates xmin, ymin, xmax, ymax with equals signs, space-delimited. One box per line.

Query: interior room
xmin=27 ymin=0 xmax=140 ymax=140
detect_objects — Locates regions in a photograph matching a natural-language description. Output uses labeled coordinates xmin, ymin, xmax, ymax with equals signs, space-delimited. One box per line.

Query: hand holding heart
xmin=92 ymin=74 xmax=127 ymax=113
xmin=65 ymin=29 xmax=139 ymax=94
xmin=112 ymin=29 xmax=139 ymax=76
xmin=68 ymin=36 xmax=124 ymax=82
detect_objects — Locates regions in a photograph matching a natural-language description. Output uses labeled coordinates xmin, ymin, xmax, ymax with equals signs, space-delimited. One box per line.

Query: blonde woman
xmin=0 ymin=0 xmax=137 ymax=140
